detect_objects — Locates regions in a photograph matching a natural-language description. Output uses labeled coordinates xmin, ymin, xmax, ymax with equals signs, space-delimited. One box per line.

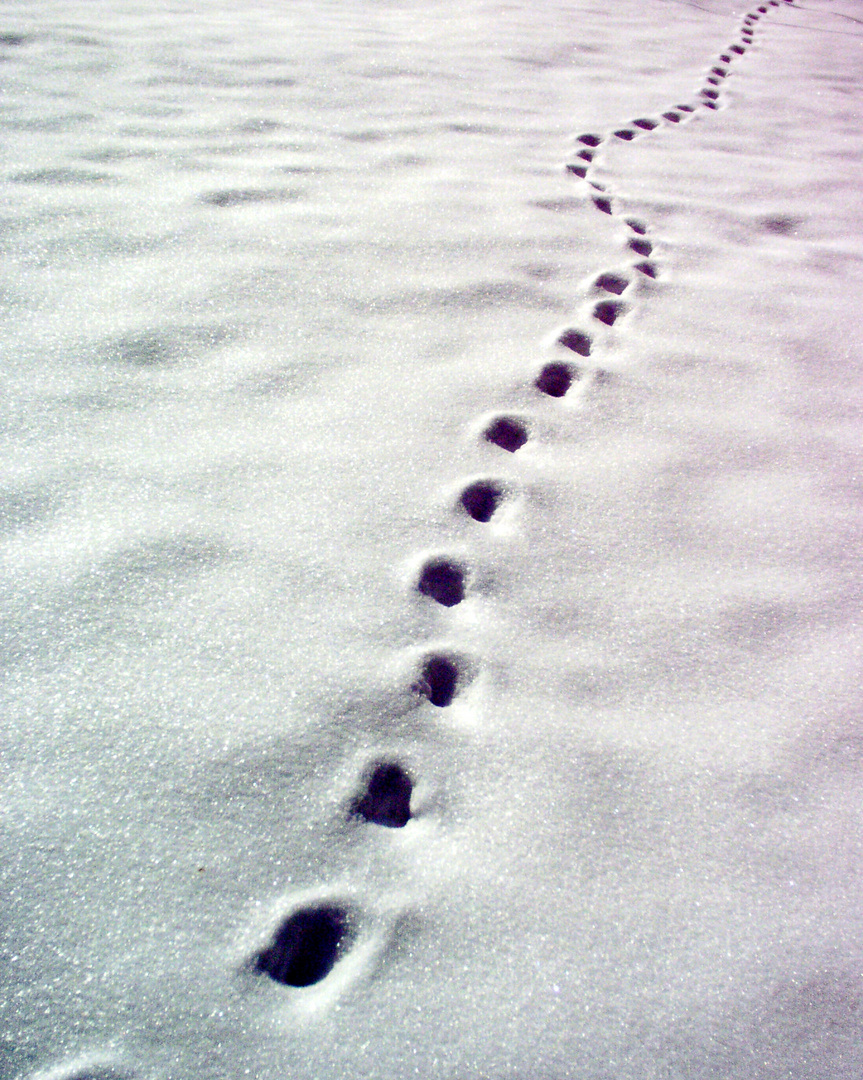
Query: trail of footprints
xmin=35 ymin=7 xmax=801 ymax=1075
xmin=242 ymin=0 xmax=795 ymax=1003
xmin=39 ymin=5 xmax=798 ymax=1074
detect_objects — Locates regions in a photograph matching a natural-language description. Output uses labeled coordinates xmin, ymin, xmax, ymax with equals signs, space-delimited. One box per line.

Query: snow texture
xmin=1 ymin=0 xmax=863 ymax=1077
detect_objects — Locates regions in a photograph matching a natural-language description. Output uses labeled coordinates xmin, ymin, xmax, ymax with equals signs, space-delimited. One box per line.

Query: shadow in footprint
xmin=254 ymin=905 xmax=353 ymax=987
xmin=576 ymin=149 xmax=594 ymax=162
xmin=353 ymin=762 xmax=413 ymax=826
xmin=417 ymin=559 xmax=465 ymax=606
xmin=592 ymin=195 xmax=612 ymax=215
xmin=662 ymin=111 xmax=681 ymax=123
xmin=625 ymin=217 xmax=647 ymax=235
xmin=712 ymin=66 xmax=728 ymax=77
xmin=577 ymin=133 xmax=602 ymax=147
xmin=701 ymin=88 xmax=719 ymax=100
xmin=595 ymin=272 xmax=629 ymax=295
xmin=719 ymin=53 xmax=732 ymax=62
xmin=593 ymin=300 xmax=627 ymax=326
xmin=536 ymin=361 xmax=580 ymax=398
xmin=632 ymin=118 xmax=658 ymax=131
xmin=460 ymin=480 xmax=505 ymax=522
xmin=628 ymin=238 xmax=653 ymax=257
xmin=730 ymin=44 xmax=745 ymax=54
xmin=676 ymin=105 xmax=695 ymax=112
xmin=634 ymin=260 xmax=657 ymax=278
xmin=565 ymin=163 xmax=587 ymax=178
xmin=417 ymin=654 xmax=460 ymax=707
xmin=484 ymin=416 xmax=528 ymax=453
xmin=614 ymin=129 xmax=635 ymax=141
xmin=557 ymin=328 xmax=592 ymax=357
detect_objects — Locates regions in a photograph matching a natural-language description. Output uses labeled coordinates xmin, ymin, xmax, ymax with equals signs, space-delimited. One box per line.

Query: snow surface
xmin=2 ymin=0 xmax=863 ymax=1077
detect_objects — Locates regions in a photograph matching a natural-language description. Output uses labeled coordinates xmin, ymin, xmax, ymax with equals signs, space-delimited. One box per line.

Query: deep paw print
xmin=254 ymin=904 xmax=355 ymax=987
xmin=352 ymin=762 xmax=413 ymax=826
xmin=556 ymin=328 xmax=592 ymax=357
xmin=593 ymin=300 xmax=627 ymax=327
xmin=594 ymin=272 xmax=630 ymax=295
xmin=535 ymin=360 xmax=581 ymax=398
xmin=460 ymin=479 xmax=506 ymax=522
xmin=417 ymin=558 xmax=466 ymax=606
xmin=483 ymin=415 xmax=529 ymax=452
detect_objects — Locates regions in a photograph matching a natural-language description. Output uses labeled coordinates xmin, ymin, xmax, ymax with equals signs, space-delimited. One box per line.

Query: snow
xmin=2 ymin=0 xmax=863 ymax=1077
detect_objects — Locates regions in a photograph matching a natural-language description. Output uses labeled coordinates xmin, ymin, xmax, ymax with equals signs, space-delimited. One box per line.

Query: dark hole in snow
xmin=254 ymin=906 xmax=351 ymax=987
xmin=484 ymin=416 xmax=528 ymax=453
xmin=632 ymin=118 xmax=658 ymax=130
xmin=625 ymin=217 xmax=647 ymax=235
xmin=536 ymin=361 xmax=579 ymax=398
xmin=577 ymin=133 xmax=602 ymax=147
xmin=662 ymin=111 xmax=681 ymax=123
xmin=595 ymin=272 xmax=629 ymax=295
xmin=419 ymin=655 xmax=460 ymax=707
xmin=565 ymin=163 xmax=587 ymax=178
xmin=628 ymin=238 xmax=653 ymax=257
xmin=634 ymin=260 xmax=657 ymax=278
xmin=593 ymin=300 xmax=626 ymax=326
xmin=614 ymin=128 xmax=635 ymax=141
xmin=417 ymin=559 xmax=465 ymax=606
xmin=353 ymin=762 xmax=413 ymax=826
xmin=592 ymin=195 xmax=612 ymax=214
xmin=557 ymin=328 xmax=592 ymax=356
xmin=460 ymin=480 xmax=504 ymax=522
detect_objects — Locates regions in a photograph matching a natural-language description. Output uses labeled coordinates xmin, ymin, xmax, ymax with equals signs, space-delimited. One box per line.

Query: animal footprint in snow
xmin=577 ymin=133 xmax=602 ymax=147
xmin=556 ymin=328 xmax=592 ymax=356
xmin=634 ymin=260 xmax=658 ymax=278
xmin=416 ymin=652 xmax=466 ymax=706
xmin=628 ymin=237 xmax=652 ymax=257
xmin=460 ymin=479 xmax=506 ymax=522
xmin=254 ymin=904 xmax=355 ymax=987
xmin=535 ymin=361 xmax=581 ymax=398
xmin=352 ymin=762 xmax=413 ymax=826
xmin=593 ymin=300 xmax=627 ymax=326
xmin=417 ymin=558 xmax=466 ymax=606
xmin=483 ymin=415 xmax=529 ymax=452
xmin=592 ymin=195 xmax=613 ymax=215
xmin=594 ymin=272 xmax=629 ymax=295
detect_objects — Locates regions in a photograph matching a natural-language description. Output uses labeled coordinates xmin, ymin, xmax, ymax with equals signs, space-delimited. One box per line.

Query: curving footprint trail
xmin=247 ymin=0 xmax=800 ymax=1005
